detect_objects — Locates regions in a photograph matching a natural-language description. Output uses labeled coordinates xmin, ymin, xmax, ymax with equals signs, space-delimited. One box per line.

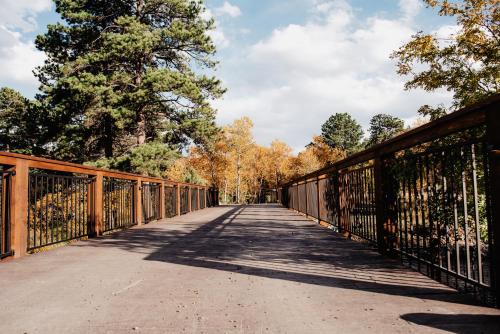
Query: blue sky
xmin=0 ymin=0 xmax=455 ymax=152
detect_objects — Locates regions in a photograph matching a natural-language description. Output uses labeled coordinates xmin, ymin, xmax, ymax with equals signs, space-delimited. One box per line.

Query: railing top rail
xmin=0 ymin=151 xmax=207 ymax=189
xmin=281 ymin=93 xmax=499 ymax=187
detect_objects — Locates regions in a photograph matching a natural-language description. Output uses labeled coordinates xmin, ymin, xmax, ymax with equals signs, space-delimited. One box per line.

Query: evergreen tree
xmin=367 ymin=114 xmax=405 ymax=147
xmin=0 ymin=88 xmax=46 ymax=155
xmin=320 ymin=113 xmax=363 ymax=154
xmin=35 ymin=0 xmax=224 ymax=171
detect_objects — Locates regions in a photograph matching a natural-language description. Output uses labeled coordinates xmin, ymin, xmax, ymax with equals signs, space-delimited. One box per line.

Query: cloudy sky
xmin=0 ymin=0 xmax=455 ymax=152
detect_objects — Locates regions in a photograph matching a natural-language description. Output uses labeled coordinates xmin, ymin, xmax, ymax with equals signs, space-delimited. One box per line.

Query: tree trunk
xmin=236 ymin=154 xmax=241 ymax=203
xmin=136 ymin=109 xmax=146 ymax=145
xmin=135 ymin=0 xmax=146 ymax=146
xmin=104 ymin=114 xmax=113 ymax=158
xmin=224 ymin=179 xmax=228 ymax=204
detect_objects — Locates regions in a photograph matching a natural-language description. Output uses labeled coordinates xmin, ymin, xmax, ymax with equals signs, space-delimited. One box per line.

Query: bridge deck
xmin=1 ymin=204 xmax=499 ymax=333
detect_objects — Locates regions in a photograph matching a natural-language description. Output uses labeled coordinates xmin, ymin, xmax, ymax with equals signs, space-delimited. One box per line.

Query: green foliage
xmin=417 ymin=104 xmax=447 ymax=121
xmin=367 ymin=114 xmax=405 ymax=147
xmin=86 ymin=142 xmax=179 ymax=177
xmin=320 ymin=113 xmax=363 ymax=154
xmin=0 ymin=87 xmax=47 ymax=155
xmin=392 ymin=0 xmax=499 ymax=110
xmin=183 ymin=166 xmax=206 ymax=184
xmin=34 ymin=0 xmax=224 ymax=166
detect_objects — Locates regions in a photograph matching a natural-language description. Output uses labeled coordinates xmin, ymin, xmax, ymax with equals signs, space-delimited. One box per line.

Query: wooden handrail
xmin=0 ymin=151 xmax=204 ymax=187
xmin=282 ymin=93 xmax=499 ymax=186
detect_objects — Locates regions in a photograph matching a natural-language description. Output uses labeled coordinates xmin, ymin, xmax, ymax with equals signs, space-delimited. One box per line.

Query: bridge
xmin=1 ymin=204 xmax=500 ymax=333
xmin=1 ymin=95 xmax=500 ymax=332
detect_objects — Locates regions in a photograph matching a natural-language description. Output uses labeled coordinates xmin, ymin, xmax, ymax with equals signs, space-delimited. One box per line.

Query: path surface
xmin=1 ymin=204 xmax=499 ymax=333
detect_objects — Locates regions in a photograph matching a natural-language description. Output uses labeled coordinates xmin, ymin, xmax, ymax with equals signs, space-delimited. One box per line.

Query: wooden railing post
xmin=10 ymin=159 xmax=28 ymax=257
xmin=93 ymin=172 xmax=104 ymax=236
xmin=486 ymin=106 xmax=500 ymax=304
xmin=374 ymin=154 xmax=398 ymax=255
xmin=176 ymin=184 xmax=181 ymax=215
xmin=304 ymin=181 xmax=308 ymax=217
xmin=135 ymin=178 xmax=142 ymax=225
xmin=317 ymin=176 xmax=321 ymax=223
xmin=295 ymin=183 xmax=299 ymax=212
xmin=374 ymin=156 xmax=386 ymax=253
xmin=197 ymin=187 xmax=200 ymax=211
xmin=159 ymin=181 xmax=165 ymax=219
xmin=335 ymin=171 xmax=344 ymax=232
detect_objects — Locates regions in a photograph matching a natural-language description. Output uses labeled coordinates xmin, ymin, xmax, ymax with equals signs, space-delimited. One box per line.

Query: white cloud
xmin=398 ymin=0 xmax=422 ymax=22
xmin=208 ymin=29 xmax=230 ymax=49
xmin=0 ymin=0 xmax=52 ymax=32
xmin=202 ymin=3 xmax=239 ymax=49
xmin=216 ymin=2 xmax=242 ymax=18
xmin=215 ymin=0 xmax=452 ymax=152
xmin=0 ymin=1 xmax=51 ymax=96
xmin=0 ymin=28 xmax=45 ymax=86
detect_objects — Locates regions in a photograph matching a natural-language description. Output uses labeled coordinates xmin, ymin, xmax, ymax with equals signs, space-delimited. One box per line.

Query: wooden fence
xmin=0 ymin=152 xmax=218 ymax=258
xmin=278 ymin=94 xmax=500 ymax=306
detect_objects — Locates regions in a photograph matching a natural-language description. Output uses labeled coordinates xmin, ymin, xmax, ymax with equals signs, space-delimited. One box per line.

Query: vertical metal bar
xmin=471 ymin=144 xmax=483 ymax=284
xmin=407 ymin=166 xmax=415 ymax=260
xmin=431 ymin=154 xmax=442 ymax=270
xmin=56 ymin=177 xmax=61 ymax=243
xmin=418 ymin=156 xmax=428 ymax=274
xmin=44 ymin=175 xmax=48 ymax=246
xmin=441 ymin=151 xmax=452 ymax=275
xmin=452 ymin=163 xmax=461 ymax=277
xmin=33 ymin=175 xmax=37 ymax=249
xmin=413 ymin=158 xmax=421 ymax=271
xmin=50 ymin=176 xmax=54 ymax=244
xmin=364 ymin=169 xmax=369 ymax=240
xmin=461 ymin=146 xmax=471 ymax=280
xmin=402 ymin=170 xmax=409 ymax=257
xmin=425 ymin=154 xmax=435 ymax=276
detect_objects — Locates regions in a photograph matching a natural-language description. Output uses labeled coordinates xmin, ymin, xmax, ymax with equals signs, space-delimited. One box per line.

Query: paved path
xmin=1 ymin=204 xmax=499 ymax=333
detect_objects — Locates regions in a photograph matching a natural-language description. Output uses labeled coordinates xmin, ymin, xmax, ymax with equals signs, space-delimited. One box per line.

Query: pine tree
xmin=35 ymin=0 xmax=224 ymax=171
xmin=366 ymin=114 xmax=405 ymax=147
xmin=0 ymin=88 xmax=46 ymax=155
xmin=320 ymin=113 xmax=363 ymax=155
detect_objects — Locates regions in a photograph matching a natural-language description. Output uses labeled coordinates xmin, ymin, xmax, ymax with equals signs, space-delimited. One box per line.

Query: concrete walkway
xmin=1 ymin=204 xmax=499 ymax=333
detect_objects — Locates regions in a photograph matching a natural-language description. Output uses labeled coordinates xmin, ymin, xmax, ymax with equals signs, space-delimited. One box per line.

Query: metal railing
xmin=191 ymin=188 xmax=199 ymax=211
xmin=141 ymin=183 xmax=161 ymax=224
xmin=180 ymin=187 xmax=189 ymax=215
xmin=278 ymin=95 xmax=500 ymax=306
xmin=27 ymin=172 xmax=92 ymax=250
xmin=164 ymin=185 xmax=177 ymax=218
xmin=200 ymin=189 xmax=206 ymax=209
xmin=103 ymin=178 xmax=136 ymax=232
xmin=0 ymin=151 xmax=219 ymax=259
xmin=0 ymin=169 xmax=13 ymax=258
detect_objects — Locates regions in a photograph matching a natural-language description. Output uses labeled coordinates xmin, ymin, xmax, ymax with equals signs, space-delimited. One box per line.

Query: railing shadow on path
xmin=75 ymin=204 xmax=493 ymax=307
xmin=400 ymin=313 xmax=500 ymax=334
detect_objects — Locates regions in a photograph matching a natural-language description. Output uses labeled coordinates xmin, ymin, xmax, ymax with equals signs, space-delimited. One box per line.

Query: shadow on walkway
xmin=79 ymin=204 xmax=485 ymax=307
xmin=400 ymin=313 xmax=500 ymax=333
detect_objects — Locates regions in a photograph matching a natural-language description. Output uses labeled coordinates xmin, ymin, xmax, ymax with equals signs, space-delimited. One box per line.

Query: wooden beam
xmin=176 ymin=184 xmax=181 ymax=216
xmin=11 ymin=160 xmax=28 ymax=257
xmin=94 ymin=172 xmax=104 ymax=235
xmin=486 ymin=105 xmax=500 ymax=305
xmin=135 ymin=178 xmax=142 ymax=226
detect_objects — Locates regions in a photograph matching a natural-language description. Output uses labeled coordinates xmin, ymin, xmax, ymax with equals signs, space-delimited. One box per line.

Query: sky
xmin=0 ymin=0 xmax=456 ymax=152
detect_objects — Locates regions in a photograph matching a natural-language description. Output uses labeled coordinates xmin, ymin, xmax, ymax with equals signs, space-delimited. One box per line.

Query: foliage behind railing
xmin=0 ymin=151 xmax=219 ymax=256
